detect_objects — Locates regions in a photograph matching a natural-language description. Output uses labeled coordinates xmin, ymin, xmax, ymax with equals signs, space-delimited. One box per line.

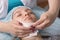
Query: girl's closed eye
xmin=17 ymin=13 xmax=22 ymax=17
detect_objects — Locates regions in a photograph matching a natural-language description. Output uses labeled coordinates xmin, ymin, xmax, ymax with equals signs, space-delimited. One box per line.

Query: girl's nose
xmin=25 ymin=12 xmax=30 ymax=16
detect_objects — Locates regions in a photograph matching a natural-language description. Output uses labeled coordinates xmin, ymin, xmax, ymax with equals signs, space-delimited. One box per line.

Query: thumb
xmin=31 ymin=15 xmax=47 ymax=27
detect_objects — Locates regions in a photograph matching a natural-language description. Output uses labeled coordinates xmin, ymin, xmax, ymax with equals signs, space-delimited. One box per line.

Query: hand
xmin=32 ymin=11 xmax=57 ymax=30
xmin=16 ymin=24 xmax=32 ymax=38
xmin=0 ymin=20 xmax=32 ymax=37
xmin=12 ymin=20 xmax=33 ymax=38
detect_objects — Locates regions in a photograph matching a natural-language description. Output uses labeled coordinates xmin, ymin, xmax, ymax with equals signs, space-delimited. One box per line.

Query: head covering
xmin=8 ymin=0 xmax=24 ymax=12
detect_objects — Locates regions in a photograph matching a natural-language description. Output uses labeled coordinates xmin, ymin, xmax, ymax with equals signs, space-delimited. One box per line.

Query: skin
xmin=32 ymin=0 xmax=59 ymax=30
xmin=0 ymin=7 xmax=37 ymax=40
xmin=13 ymin=7 xmax=43 ymax=40
xmin=0 ymin=7 xmax=36 ymax=38
xmin=13 ymin=7 xmax=42 ymax=40
xmin=13 ymin=7 xmax=37 ymax=23
xmin=0 ymin=0 xmax=59 ymax=39
xmin=22 ymin=35 xmax=42 ymax=40
xmin=0 ymin=20 xmax=23 ymax=36
xmin=13 ymin=7 xmax=37 ymax=38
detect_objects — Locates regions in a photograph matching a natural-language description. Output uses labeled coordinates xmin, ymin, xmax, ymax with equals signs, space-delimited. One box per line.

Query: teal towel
xmin=8 ymin=0 xmax=24 ymax=12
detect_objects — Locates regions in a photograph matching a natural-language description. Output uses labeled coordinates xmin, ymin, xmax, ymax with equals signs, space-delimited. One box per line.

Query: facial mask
xmin=18 ymin=20 xmax=38 ymax=38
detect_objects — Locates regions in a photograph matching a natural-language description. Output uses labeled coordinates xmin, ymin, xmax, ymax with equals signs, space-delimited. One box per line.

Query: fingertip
xmin=30 ymin=25 xmax=35 ymax=28
xmin=19 ymin=22 xmax=23 ymax=26
xmin=29 ymin=26 xmax=36 ymax=32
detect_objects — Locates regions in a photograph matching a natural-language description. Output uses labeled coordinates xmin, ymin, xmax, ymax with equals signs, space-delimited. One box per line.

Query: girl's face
xmin=13 ymin=7 xmax=37 ymax=23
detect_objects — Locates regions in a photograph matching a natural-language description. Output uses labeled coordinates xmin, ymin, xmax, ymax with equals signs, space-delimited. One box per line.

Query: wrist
xmin=0 ymin=22 xmax=10 ymax=33
xmin=0 ymin=22 xmax=6 ymax=32
xmin=47 ymin=9 xmax=59 ymax=16
xmin=48 ymin=7 xmax=59 ymax=14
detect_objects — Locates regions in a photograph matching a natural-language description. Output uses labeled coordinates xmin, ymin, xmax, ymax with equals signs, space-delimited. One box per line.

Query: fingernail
xmin=31 ymin=25 xmax=35 ymax=28
xmin=19 ymin=22 xmax=23 ymax=25
xmin=32 ymin=29 xmax=35 ymax=32
xmin=29 ymin=28 xmax=33 ymax=30
xmin=30 ymin=25 xmax=35 ymax=31
xmin=29 ymin=27 xmax=35 ymax=32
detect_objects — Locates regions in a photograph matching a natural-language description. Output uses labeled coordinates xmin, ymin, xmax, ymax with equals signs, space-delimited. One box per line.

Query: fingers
xmin=32 ymin=15 xmax=47 ymax=27
xmin=13 ymin=24 xmax=32 ymax=37
xmin=36 ymin=19 xmax=50 ymax=30
xmin=13 ymin=24 xmax=30 ymax=31
xmin=16 ymin=30 xmax=30 ymax=38
xmin=17 ymin=33 xmax=29 ymax=38
xmin=16 ymin=29 xmax=32 ymax=34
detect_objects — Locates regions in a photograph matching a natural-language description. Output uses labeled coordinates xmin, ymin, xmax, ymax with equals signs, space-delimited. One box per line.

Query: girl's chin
xmin=24 ymin=20 xmax=34 ymax=23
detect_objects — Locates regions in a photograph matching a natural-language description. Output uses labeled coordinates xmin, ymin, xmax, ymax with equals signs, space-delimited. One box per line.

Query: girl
xmin=0 ymin=0 xmax=59 ymax=40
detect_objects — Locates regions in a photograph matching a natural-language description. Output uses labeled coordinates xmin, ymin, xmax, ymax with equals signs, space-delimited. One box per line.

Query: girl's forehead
xmin=13 ymin=8 xmax=30 ymax=15
xmin=15 ymin=8 xmax=32 ymax=13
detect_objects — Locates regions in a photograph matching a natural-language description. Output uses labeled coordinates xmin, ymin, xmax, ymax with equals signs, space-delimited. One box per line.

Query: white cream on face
xmin=17 ymin=20 xmax=38 ymax=38
xmin=18 ymin=20 xmax=33 ymax=28
xmin=13 ymin=6 xmax=38 ymax=38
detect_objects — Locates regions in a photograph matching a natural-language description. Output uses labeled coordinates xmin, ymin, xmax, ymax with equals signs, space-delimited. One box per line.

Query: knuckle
xmin=15 ymin=26 xmax=21 ymax=30
xmin=18 ymin=36 xmax=23 ymax=38
xmin=47 ymin=19 xmax=50 ymax=23
xmin=37 ymin=25 xmax=44 ymax=30
xmin=48 ymin=20 xmax=50 ymax=23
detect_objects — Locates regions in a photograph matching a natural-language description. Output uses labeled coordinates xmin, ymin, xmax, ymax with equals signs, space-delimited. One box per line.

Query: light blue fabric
xmin=0 ymin=6 xmax=46 ymax=40
xmin=0 ymin=6 xmax=60 ymax=40
xmin=0 ymin=0 xmax=24 ymax=40
xmin=0 ymin=33 xmax=14 ymax=40
xmin=44 ymin=18 xmax=60 ymax=35
xmin=32 ymin=7 xmax=60 ymax=36
xmin=0 ymin=32 xmax=19 ymax=40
